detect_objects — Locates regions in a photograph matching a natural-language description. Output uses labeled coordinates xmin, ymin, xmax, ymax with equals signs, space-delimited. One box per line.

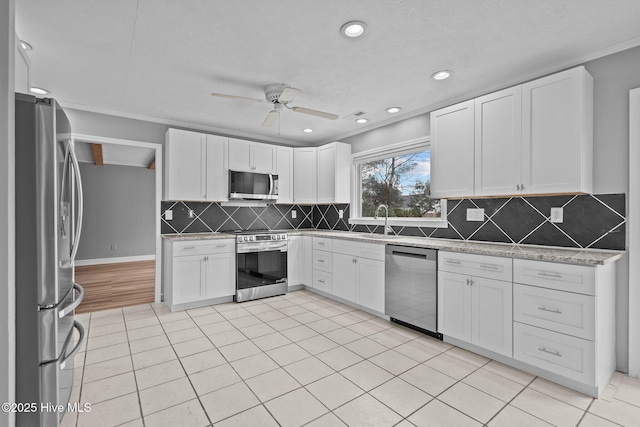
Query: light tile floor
xmin=63 ymin=289 xmax=640 ymax=427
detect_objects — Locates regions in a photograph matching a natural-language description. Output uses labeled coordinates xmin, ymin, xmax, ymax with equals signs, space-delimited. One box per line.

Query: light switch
xmin=338 ymin=209 xmax=344 ymax=219
xmin=292 ymin=210 xmax=297 ymax=219
xmin=165 ymin=209 xmax=173 ymax=220
xmin=466 ymin=208 xmax=485 ymax=221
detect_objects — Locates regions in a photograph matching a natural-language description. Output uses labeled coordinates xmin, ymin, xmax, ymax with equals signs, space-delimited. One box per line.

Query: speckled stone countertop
xmin=162 ymin=230 xmax=624 ymax=266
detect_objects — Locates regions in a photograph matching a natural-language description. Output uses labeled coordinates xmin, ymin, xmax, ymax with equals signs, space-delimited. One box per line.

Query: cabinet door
xmin=472 ymin=277 xmax=512 ymax=357
xmin=205 ymin=252 xmax=235 ymax=299
xmin=438 ymin=271 xmax=472 ymax=342
xmin=253 ymin=142 xmax=277 ymax=174
xmin=164 ymin=129 xmax=206 ymax=201
xmin=332 ymin=253 xmax=357 ymax=302
xmin=474 ymin=87 xmax=522 ymax=196
xmin=521 ymin=66 xmax=592 ymax=194
xmin=317 ymin=144 xmax=336 ymax=203
xmin=205 ymin=135 xmax=228 ymax=201
xmin=287 ymin=237 xmax=302 ymax=287
xmin=173 ymin=255 xmax=206 ymax=304
xmin=228 ymin=138 xmax=253 ymax=172
xmin=293 ymin=148 xmax=317 ymax=203
xmin=277 ymin=147 xmax=294 ymax=203
xmin=430 ymin=100 xmax=475 ymax=199
xmin=301 ymin=236 xmax=313 ymax=286
xmin=357 ymin=258 xmax=385 ymax=313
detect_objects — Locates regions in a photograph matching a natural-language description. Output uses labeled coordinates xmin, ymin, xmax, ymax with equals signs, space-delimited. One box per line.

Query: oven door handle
xmin=236 ymin=242 xmax=288 ymax=253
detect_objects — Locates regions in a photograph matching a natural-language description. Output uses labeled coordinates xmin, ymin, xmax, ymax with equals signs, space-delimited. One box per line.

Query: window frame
xmin=349 ymin=136 xmax=448 ymax=228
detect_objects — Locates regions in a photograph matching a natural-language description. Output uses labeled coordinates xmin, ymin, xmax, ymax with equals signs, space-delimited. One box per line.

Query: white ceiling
xmin=15 ymin=0 xmax=640 ymax=146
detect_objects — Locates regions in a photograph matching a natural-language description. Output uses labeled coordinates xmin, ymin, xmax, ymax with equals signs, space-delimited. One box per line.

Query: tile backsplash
xmin=162 ymin=193 xmax=625 ymax=251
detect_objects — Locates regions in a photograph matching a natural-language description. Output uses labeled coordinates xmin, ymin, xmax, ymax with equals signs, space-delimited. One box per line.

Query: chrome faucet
xmin=374 ymin=204 xmax=393 ymax=235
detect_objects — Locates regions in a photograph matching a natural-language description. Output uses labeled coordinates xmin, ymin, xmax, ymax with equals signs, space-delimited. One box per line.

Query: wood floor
xmin=75 ymin=260 xmax=156 ymax=314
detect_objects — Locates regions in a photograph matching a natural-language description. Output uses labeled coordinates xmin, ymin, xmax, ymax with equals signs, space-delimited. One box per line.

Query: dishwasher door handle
xmin=391 ymin=250 xmax=427 ymax=259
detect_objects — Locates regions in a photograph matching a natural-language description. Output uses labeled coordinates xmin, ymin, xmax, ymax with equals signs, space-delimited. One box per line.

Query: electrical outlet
xmin=466 ymin=208 xmax=485 ymax=221
xmin=550 ymin=207 xmax=564 ymax=223
xmin=291 ymin=210 xmax=297 ymax=219
xmin=110 ymin=244 xmax=116 ymax=251
xmin=188 ymin=209 xmax=195 ymax=219
xmin=338 ymin=209 xmax=344 ymax=219
xmin=165 ymin=209 xmax=173 ymax=220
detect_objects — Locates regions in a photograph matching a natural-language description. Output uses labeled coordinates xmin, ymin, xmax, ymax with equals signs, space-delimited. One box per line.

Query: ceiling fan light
xmin=355 ymin=118 xmax=369 ymax=124
xmin=341 ymin=21 xmax=367 ymax=38
xmin=303 ymin=128 xmax=314 ymax=133
xmin=432 ymin=70 xmax=452 ymax=80
xmin=30 ymin=87 xmax=50 ymax=95
xmin=385 ymin=107 xmax=401 ymax=114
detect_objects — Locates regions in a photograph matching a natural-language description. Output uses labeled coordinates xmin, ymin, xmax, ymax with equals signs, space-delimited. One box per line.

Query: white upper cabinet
xmin=474 ymin=86 xmax=522 ymax=196
xmin=317 ymin=142 xmax=352 ymax=204
xmin=277 ymin=146 xmax=294 ymax=204
xmin=164 ymin=129 xmax=228 ymax=201
xmin=293 ymin=147 xmax=317 ymax=204
xmin=521 ymin=66 xmax=593 ymax=194
xmin=430 ymin=100 xmax=475 ymax=199
xmin=431 ymin=66 xmax=593 ymax=199
xmin=228 ymin=138 xmax=277 ymax=174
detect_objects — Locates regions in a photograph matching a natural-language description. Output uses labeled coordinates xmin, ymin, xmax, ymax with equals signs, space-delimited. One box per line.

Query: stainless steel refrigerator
xmin=15 ymin=93 xmax=86 ymax=427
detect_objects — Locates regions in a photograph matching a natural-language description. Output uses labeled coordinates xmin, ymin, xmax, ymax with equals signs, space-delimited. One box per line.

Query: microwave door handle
xmin=69 ymin=140 xmax=84 ymax=263
xmin=269 ymin=174 xmax=274 ymax=196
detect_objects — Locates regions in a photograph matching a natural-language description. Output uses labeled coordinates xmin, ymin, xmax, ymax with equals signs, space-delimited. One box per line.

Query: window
xmin=351 ymin=137 xmax=447 ymax=227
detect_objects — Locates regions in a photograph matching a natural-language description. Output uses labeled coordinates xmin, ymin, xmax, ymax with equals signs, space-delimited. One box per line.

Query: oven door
xmin=236 ymin=241 xmax=288 ymax=290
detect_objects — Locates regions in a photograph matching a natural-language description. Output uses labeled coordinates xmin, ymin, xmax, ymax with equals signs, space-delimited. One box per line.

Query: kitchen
xmin=3 ymin=1 xmax=640 ymax=426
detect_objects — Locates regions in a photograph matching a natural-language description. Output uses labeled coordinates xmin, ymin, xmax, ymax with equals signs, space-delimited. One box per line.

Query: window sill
xmin=349 ymin=217 xmax=449 ymax=229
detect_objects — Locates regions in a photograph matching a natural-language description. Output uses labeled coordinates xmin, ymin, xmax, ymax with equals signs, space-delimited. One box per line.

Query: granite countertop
xmin=162 ymin=230 xmax=624 ymax=266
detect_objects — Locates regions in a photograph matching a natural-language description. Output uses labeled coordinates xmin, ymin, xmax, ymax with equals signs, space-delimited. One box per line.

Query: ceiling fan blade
xmin=278 ymin=87 xmax=301 ymax=104
xmin=210 ymin=93 xmax=265 ymax=103
xmin=262 ymin=109 xmax=279 ymax=127
xmin=291 ymin=106 xmax=339 ymax=120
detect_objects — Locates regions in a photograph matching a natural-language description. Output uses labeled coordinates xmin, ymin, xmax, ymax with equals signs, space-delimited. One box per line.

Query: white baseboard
xmin=75 ymin=255 xmax=156 ymax=266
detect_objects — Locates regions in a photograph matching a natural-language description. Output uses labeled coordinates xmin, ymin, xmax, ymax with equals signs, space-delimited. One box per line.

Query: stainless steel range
xmin=234 ymin=231 xmax=288 ymax=302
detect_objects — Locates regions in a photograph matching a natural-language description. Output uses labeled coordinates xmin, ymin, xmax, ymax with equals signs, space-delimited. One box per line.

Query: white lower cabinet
xmin=163 ymin=239 xmax=235 ymax=311
xmin=287 ymin=236 xmax=311 ymax=287
xmin=312 ymin=237 xmax=333 ymax=294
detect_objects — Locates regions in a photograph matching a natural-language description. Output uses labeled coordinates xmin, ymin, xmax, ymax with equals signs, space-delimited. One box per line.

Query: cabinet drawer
xmin=173 ymin=240 xmax=235 ymax=256
xmin=438 ymin=251 xmax=512 ymax=282
xmin=514 ymin=259 xmax=595 ymax=295
xmin=514 ymin=322 xmax=595 ymax=385
xmin=313 ymin=237 xmax=333 ymax=251
xmin=313 ymin=250 xmax=333 ymax=272
xmin=313 ymin=269 xmax=333 ymax=294
xmin=514 ymin=284 xmax=595 ymax=340
xmin=333 ymin=239 xmax=385 ymax=261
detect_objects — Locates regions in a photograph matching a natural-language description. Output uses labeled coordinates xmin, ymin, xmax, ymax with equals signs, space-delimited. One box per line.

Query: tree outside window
xmin=360 ymin=150 xmax=441 ymax=218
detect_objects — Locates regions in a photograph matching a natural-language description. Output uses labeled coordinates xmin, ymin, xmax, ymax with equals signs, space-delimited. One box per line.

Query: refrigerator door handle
xmin=69 ymin=140 xmax=84 ymax=263
xmin=58 ymin=283 xmax=85 ymax=318
xmin=60 ymin=321 xmax=85 ymax=370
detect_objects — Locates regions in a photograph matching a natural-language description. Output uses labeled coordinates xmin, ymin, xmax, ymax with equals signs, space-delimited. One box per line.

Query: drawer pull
xmin=318 ymin=279 xmax=325 ymax=283
xmin=183 ymin=246 xmax=196 ymax=250
xmin=216 ymin=244 xmax=227 ymax=248
xmin=538 ymin=347 xmax=562 ymax=357
xmin=480 ymin=264 xmax=499 ymax=270
xmin=318 ymin=242 xmax=325 ymax=246
xmin=446 ymin=259 xmax=461 ymax=265
xmin=538 ymin=271 xmax=562 ymax=279
xmin=538 ymin=306 xmax=562 ymax=314
xmin=318 ymin=259 xmax=325 ymax=263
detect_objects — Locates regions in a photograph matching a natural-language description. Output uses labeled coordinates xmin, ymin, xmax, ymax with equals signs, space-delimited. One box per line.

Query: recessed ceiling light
xmin=386 ymin=107 xmax=401 ymax=114
xmin=341 ymin=21 xmax=367 ymax=38
xmin=30 ymin=87 xmax=50 ymax=95
xmin=303 ymin=128 xmax=314 ymax=133
xmin=355 ymin=118 xmax=369 ymax=124
xmin=432 ymin=70 xmax=452 ymax=80
xmin=20 ymin=40 xmax=33 ymax=51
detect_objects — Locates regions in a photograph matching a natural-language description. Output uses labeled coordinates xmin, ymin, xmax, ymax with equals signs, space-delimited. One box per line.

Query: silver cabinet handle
xmin=538 ymin=271 xmax=562 ymax=279
xmin=538 ymin=306 xmax=562 ymax=314
xmin=446 ymin=259 xmax=461 ymax=265
xmin=517 ymin=184 xmax=521 ymax=191
xmin=480 ymin=264 xmax=499 ymax=270
xmin=538 ymin=347 xmax=562 ymax=357
xmin=183 ymin=246 xmax=196 ymax=250
xmin=466 ymin=278 xmax=474 ymax=286
xmin=318 ymin=259 xmax=325 ymax=263
xmin=318 ymin=279 xmax=325 ymax=283
xmin=216 ymin=244 xmax=227 ymax=248
xmin=317 ymin=242 xmax=325 ymax=246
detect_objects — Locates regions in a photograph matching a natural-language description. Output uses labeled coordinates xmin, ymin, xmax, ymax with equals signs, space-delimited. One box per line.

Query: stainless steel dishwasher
xmin=385 ymin=245 xmax=441 ymax=339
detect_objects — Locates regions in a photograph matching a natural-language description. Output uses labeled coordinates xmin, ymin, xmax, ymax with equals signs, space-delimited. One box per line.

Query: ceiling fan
xmin=211 ymin=83 xmax=339 ymax=128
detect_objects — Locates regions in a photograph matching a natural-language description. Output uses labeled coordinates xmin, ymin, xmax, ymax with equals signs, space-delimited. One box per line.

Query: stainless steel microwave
xmin=229 ymin=170 xmax=279 ymax=201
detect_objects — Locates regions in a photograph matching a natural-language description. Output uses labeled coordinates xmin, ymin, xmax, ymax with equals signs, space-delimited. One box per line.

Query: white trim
xmin=352 ymin=136 xmax=431 ymax=162
xmin=331 ymin=36 xmax=640 ymax=144
xmin=75 ymin=255 xmax=155 ymax=266
xmin=71 ymin=133 xmax=164 ymax=303
xmin=629 ymin=88 xmax=640 ymax=378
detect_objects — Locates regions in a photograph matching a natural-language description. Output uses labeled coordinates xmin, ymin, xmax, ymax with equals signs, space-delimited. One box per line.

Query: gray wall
xmin=76 ymin=163 xmax=156 ymax=260
xmin=1 ymin=1 xmax=16 ymax=425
